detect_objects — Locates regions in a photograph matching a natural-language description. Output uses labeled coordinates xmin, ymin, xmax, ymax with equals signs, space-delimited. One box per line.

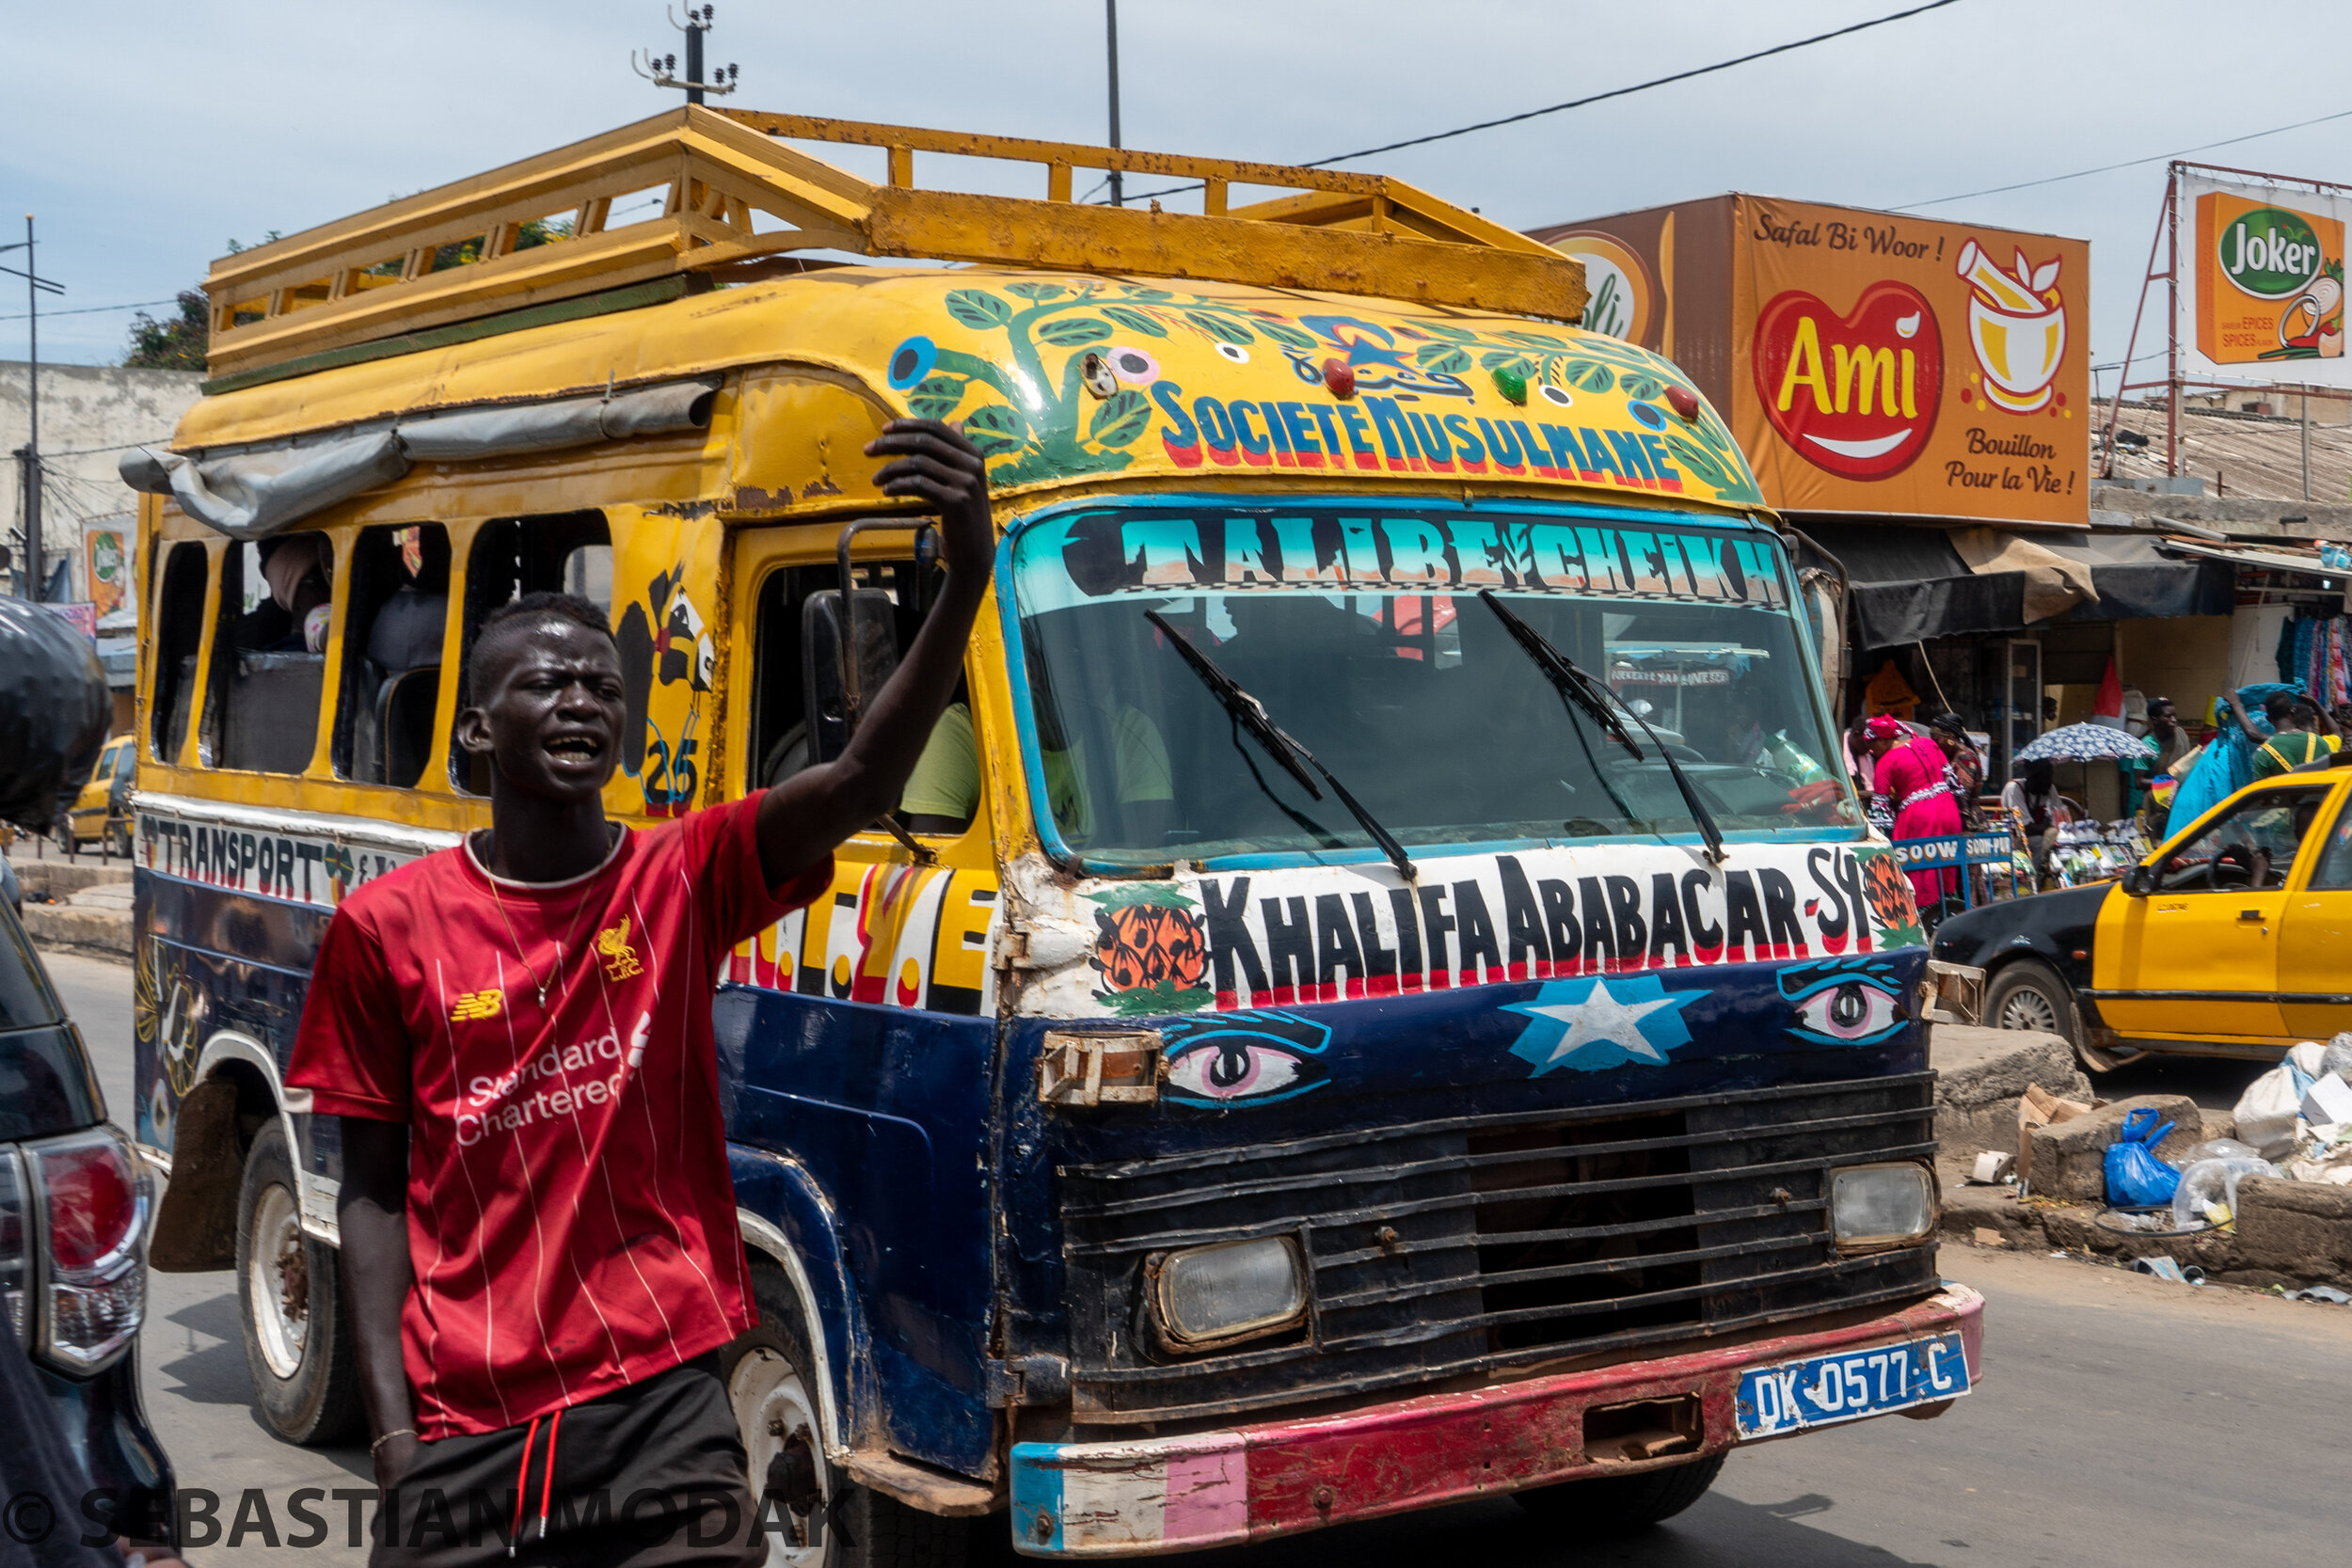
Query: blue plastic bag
xmin=2171 ymin=682 xmax=2305 ymax=831
xmin=2105 ymin=1107 xmax=2182 ymax=1207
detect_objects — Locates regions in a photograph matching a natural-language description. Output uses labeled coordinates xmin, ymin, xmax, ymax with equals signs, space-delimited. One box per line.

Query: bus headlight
xmin=1148 ymin=1237 xmax=1307 ymax=1350
xmin=1830 ymin=1164 xmax=1936 ymax=1250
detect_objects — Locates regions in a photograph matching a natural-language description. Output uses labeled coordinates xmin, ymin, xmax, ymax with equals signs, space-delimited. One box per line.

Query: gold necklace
xmin=477 ymin=830 xmax=610 ymax=1011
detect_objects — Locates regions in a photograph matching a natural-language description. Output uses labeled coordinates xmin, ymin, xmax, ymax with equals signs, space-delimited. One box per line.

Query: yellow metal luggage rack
xmin=199 ymin=105 xmax=1586 ymax=389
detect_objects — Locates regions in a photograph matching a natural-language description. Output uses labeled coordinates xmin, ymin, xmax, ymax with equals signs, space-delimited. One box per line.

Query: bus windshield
xmin=1007 ymin=503 xmax=1857 ymax=868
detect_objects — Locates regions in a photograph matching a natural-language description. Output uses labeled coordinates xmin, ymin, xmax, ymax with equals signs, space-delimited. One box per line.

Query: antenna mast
xmin=632 ymin=6 xmax=739 ymax=104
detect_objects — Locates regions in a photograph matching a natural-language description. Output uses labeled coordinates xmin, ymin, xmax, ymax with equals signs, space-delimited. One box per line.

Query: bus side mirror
xmin=2122 ymin=863 xmax=2157 ymax=896
xmin=801 ymin=588 xmax=901 ymax=765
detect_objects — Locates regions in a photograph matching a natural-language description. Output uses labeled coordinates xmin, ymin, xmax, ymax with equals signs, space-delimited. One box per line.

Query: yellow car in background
xmin=63 ymin=735 xmax=135 ymax=857
xmin=1934 ymin=768 xmax=2352 ymax=1069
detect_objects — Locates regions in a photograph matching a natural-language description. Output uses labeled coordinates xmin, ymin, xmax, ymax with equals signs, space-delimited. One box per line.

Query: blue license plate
xmin=1735 ymin=1333 xmax=1969 ymax=1438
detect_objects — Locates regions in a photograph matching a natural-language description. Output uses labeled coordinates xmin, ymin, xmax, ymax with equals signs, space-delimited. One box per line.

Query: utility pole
xmin=1105 ymin=0 xmax=1124 ymax=207
xmin=2302 ymin=384 xmax=2312 ymax=502
xmin=1 ymin=215 xmax=64 ymax=600
xmin=633 ymin=6 xmax=739 ymax=104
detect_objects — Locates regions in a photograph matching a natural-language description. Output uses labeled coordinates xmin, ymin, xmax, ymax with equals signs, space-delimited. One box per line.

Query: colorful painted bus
xmin=126 ymin=108 xmax=1980 ymax=1563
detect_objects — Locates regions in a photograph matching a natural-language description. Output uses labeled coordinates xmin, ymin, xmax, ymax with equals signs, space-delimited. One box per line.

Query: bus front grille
xmin=1057 ymin=1071 xmax=1938 ymax=1425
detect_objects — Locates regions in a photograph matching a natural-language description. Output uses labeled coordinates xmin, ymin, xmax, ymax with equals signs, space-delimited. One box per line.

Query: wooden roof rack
xmin=200 ymin=105 xmax=1586 ymax=381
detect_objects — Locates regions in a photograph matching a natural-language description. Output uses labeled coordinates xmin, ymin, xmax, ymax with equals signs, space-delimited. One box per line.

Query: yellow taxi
xmin=64 ymin=735 xmax=135 ymax=857
xmin=1933 ymin=768 xmax=2352 ymax=1068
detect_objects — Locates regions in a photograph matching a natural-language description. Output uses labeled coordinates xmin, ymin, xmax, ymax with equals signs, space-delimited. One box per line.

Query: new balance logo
xmin=450 ymin=989 xmax=504 ymax=1022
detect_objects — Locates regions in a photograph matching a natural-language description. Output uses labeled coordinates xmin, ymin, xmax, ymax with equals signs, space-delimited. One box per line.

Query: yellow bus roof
xmin=171 ymin=264 xmax=1769 ymax=515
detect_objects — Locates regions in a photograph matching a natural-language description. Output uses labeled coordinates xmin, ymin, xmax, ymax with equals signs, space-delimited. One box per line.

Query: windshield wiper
xmin=1476 ymin=591 xmax=1642 ymax=761
xmin=1145 ymin=610 xmax=1417 ymax=881
xmin=1477 ymin=591 xmax=1727 ymax=864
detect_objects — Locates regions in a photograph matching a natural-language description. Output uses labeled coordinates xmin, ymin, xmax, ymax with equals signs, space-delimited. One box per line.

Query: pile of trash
xmin=2232 ymin=1036 xmax=2352 ymax=1186
xmin=2099 ymin=1034 xmax=2352 ymax=1235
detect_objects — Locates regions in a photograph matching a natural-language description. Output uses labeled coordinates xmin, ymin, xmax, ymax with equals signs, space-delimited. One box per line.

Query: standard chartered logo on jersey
xmin=454 ymin=1010 xmax=652 ymax=1146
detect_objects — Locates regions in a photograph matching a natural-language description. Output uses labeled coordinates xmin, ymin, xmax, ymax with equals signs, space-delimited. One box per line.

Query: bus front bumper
xmin=1009 ymin=1280 xmax=1982 ymax=1557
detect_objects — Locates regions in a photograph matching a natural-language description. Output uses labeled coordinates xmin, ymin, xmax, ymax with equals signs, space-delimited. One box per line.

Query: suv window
xmin=2155 ymin=785 xmax=2333 ymax=892
xmin=200 ymin=532 xmax=331 ymax=773
xmin=0 ymin=905 xmax=100 ymax=1142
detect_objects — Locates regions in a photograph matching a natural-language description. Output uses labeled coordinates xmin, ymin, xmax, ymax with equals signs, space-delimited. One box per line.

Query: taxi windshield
xmin=1008 ymin=503 xmax=1855 ymax=867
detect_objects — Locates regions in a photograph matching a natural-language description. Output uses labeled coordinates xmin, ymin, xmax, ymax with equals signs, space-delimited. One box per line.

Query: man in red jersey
xmin=288 ymin=420 xmax=992 ymax=1565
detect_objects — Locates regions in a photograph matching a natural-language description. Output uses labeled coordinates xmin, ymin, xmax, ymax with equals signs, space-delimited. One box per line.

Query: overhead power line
xmin=1121 ymin=0 xmax=1965 ymax=202
xmin=0 ymin=296 xmax=182 ymax=323
xmin=1896 ymin=104 xmax=2352 ymax=210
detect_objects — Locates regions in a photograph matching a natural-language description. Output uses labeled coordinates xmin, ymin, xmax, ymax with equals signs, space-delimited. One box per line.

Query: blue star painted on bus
xmin=1502 ymin=974 xmax=1701 ymax=1076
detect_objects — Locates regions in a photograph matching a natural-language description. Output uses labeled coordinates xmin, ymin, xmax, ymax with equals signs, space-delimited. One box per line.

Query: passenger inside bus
xmin=339 ymin=524 xmax=451 ymax=788
xmin=233 ymin=533 xmax=334 ymax=653
xmin=900 ymin=636 xmax=1174 ymax=842
xmin=208 ymin=532 xmax=332 ymax=773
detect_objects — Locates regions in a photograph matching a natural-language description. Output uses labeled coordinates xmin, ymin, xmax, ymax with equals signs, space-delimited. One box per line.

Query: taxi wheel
xmin=234 ymin=1121 xmax=364 ymax=1445
xmin=723 ymin=1261 xmax=971 ymax=1568
xmin=1983 ymin=958 xmax=2092 ymax=1065
xmin=1514 ymin=1452 xmax=1724 ymax=1533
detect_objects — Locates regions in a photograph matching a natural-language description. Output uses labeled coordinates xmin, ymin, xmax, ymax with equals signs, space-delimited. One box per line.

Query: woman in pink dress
xmin=1865 ymin=715 xmax=1963 ymax=909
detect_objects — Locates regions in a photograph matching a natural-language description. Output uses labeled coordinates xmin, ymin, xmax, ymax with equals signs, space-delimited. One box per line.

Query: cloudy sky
xmin=6 ymin=0 xmax=2346 ymax=380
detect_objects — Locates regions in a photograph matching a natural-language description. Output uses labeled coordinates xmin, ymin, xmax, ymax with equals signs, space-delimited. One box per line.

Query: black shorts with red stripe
xmin=372 ymin=1353 xmax=764 ymax=1567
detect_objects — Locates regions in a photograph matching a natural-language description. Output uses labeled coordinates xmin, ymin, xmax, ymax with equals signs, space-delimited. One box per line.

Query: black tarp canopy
xmin=1798 ymin=522 xmax=2233 ymax=649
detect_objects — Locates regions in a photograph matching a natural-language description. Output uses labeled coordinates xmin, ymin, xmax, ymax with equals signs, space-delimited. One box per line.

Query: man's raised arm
xmin=757 ymin=419 xmax=995 ymax=888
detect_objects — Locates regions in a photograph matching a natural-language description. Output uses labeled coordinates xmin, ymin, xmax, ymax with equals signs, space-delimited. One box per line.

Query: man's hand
xmin=2225 ymin=689 xmax=2265 ymax=744
xmin=755 ymin=420 xmax=996 ymax=886
xmin=866 ymin=420 xmax=992 ymax=580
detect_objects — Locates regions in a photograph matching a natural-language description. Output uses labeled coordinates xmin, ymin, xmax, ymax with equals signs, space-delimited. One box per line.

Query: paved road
xmin=47 ymin=951 xmax=2352 ymax=1566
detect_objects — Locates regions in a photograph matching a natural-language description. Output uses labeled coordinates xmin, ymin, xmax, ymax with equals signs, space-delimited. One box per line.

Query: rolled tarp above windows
xmin=119 ymin=378 xmax=720 ymax=541
xmin=1803 ymin=522 xmax=2233 ymax=648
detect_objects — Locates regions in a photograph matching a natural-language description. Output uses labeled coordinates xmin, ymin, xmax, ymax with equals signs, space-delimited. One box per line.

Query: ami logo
xmin=1752 ymin=282 xmax=1944 ymax=480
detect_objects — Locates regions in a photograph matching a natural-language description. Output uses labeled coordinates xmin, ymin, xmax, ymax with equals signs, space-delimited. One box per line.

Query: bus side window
xmin=149 ymin=542 xmax=209 ymax=764
xmin=747 ymin=555 xmax=967 ymax=830
xmin=199 ymin=531 xmax=330 ymax=774
xmin=334 ymin=524 xmax=452 ymax=789
xmin=450 ymin=512 xmax=611 ymax=796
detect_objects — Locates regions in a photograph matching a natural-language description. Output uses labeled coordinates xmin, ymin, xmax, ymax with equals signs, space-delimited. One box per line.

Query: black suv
xmin=0 ymin=890 xmax=176 ymax=1545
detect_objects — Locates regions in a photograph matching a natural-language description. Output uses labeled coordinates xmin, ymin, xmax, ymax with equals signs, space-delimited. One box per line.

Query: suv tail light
xmin=26 ymin=1128 xmax=146 ymax=1373
xmin=0 ymin=1152 xmax=26 ymax=1348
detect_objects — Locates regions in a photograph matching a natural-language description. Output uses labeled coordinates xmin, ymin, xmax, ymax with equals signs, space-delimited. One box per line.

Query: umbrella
xmin=2013 ymin=722 xmax=2157 ymax=764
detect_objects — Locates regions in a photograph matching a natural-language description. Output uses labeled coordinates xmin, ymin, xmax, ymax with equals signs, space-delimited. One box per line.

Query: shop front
xmin=1526 ymin=195 xmax=2236 ymax=903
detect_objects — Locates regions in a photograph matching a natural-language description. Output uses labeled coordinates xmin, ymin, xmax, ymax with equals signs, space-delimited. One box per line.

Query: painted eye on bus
xmin=1157 ymin=1011 xmax=1331 ymax=1107
xmin=885 ymin=335 xmax=938 ymax=390
xmin=1105 ymin=345 xmax=1160 ymax=387
xmin=1777 ymin=958 xmax=1909 ymax=1048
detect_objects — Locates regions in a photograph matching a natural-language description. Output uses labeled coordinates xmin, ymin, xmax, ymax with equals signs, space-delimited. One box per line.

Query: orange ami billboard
xmin=1531 ymin=197 xmax=2090 ymax=525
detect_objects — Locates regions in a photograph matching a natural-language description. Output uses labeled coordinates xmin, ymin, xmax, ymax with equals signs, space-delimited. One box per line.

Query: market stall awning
xmin=2150 ymin=537 xmax=2340 ymax=579
xmin=1801 ymin=522 xmax=2233 ymax=648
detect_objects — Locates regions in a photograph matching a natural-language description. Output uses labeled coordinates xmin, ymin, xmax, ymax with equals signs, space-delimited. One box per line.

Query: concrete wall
xmin=0 ymin=360 xmax=203 ymax=599
xmin=2118 ymin=614 xmax=2233 ymax=726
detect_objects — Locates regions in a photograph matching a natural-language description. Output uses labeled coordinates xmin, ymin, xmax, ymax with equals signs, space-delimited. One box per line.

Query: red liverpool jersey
xmin=288 ymin=792 xmax=828 ymax=1437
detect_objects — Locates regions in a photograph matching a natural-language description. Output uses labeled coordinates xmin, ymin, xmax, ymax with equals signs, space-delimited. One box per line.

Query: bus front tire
xmin=723 ymin=1260 xmax=971 ymax=1568
xmin=1512 ymin=1452 xmax=1724 ymax=1534
xmin=234 ymin=1121 xmax=363 ymax=1445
